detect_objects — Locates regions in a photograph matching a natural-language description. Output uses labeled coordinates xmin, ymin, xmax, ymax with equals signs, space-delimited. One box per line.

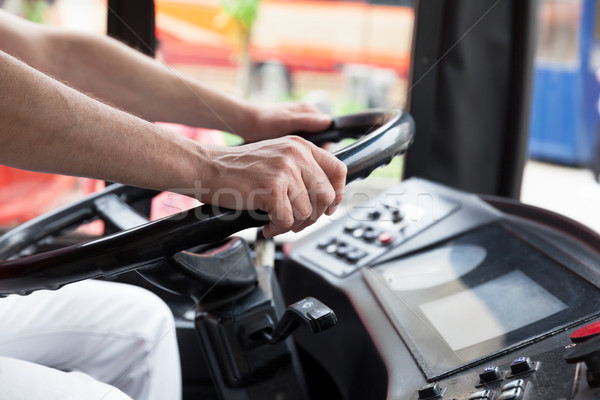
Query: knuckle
xmin=280 ymin=214 xmax=295 ymax=229
xmin=315 ymin=183 xmax=336 ymax=204
xmin=287 ymin=135 xmax=306 ymax=144
xmin=315 ymin=187 xmax=335 ymax=206
xmin=332 ymin=159 xmax=348 ymax=180
xmin=297 ymin=204 xmax=312 ymax=220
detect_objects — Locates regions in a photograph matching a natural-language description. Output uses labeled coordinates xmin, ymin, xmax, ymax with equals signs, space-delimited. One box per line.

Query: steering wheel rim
xmin=0 ymin=108 xmax=414 ymax=296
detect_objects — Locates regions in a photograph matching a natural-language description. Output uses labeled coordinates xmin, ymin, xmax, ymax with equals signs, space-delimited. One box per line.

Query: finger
xmin=309 ymin=144 xmax=347 ymax=209
xmin=290 ymin=112 xmax=332 ymax=133
xmin=288 ymin=186 xmax=312 ymax=231
xmin=262 ymin=190 xmax=294 ymax=239
xmin=283 ymin=157 xmax=334 ymax=234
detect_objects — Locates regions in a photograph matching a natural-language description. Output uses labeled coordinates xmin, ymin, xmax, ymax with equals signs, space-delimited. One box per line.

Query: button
xmin=335 ymin=246 xmax=350 ymax=258
xmin=479 ymin=365 xmax=502 ymax=383
xmin=469 ymin=389 xmax=491 ymax=399
xmin=368 ymin=210 xmax=381 ymax=220
xmin=344 ymin=221 xmax=362 ymax=232
xmin=571 ymin=321 xmax=600 ymax=343
xmin=498 ymin=387 xmax=523 ymax=400
xmin=317 ymin=238 xmax=335 ymax=249
xmin=417 ymin=382 xmax=442 ymax=399
xmin=325 ymin=243 xmax=338 ymax=255
xmin=501 ymin=379 xmax=524 ymax=391
xmin=378 ymin=232 xmax=393 ymax=245
xmin=363 ymin=229 xmax=379 ymax=242
xmin=392 ymin=208 xmax=404 ymax=223
xmin=352 ymin=228 xmax=365 ymax=239
xmin=345 ymin=250 xmax=368 ymax=264
xmin=510 ymin=357 xmax=534 ymax=375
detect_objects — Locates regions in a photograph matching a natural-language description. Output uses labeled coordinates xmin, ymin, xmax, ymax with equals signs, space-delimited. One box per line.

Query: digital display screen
xmin=367 ymin=223 xmax=600 ymax=379
xmin=419 ymin=270 xmax=567 ymax=351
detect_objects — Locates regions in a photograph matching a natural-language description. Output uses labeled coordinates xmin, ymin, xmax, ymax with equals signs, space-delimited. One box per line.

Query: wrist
xmin=236 ymin=101 xmax=261 ymax=142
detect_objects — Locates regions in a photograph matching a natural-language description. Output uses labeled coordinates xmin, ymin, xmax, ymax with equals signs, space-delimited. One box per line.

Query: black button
xmin=345 ymin=250 xmax=368 ymax=264
xmin=317 ymin=238 xmax=335 ymax=249
xmin=344 ymin=221 xmax=362 ymax=232
xmin=335 ymin=246 xmax=350 ymax=258
xmin=417 ymin=382 xmax=442 ymax=399
xmin=498 ymin=387 xmax=523 ymax=400
xmin=469 ymin=389 xmax=491 ymax=399
xmin=363 ymin=230 xmax=378 ymax=242
xmin=368 ymin=210 xmax=381 ymax=220
xmin=392 ymin=208 xmax=404 ymax=223
xmin=510 ymin=357 xmax=534 ymax=375
xmin=501 ymin=379 xmax=524 ymax=391
xmin=479 ymin=365 xmax=502 ymax=383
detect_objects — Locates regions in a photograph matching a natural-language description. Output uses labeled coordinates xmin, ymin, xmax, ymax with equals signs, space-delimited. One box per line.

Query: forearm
xmin=0 ymin=50 xmax=208 ymax=192
xmin=0 ymin=11 xmax=255 ymax=136
xmin=38 ymin=28 xmax=255 ymax=133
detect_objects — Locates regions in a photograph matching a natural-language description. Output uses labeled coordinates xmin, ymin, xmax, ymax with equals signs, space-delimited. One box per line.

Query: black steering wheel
xmin=0 ymin=108 xmax=414 ymax=296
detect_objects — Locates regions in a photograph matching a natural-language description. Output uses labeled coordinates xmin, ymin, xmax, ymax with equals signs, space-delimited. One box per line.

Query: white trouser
xmin=0 ymin=280 xmax=182 ymax=400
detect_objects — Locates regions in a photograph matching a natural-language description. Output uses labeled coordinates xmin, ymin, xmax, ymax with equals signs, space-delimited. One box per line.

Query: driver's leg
xmin=0 ymin=279 xmax=181 ymax=400
xmin=0 ymin=356 xmax=132 ymax=400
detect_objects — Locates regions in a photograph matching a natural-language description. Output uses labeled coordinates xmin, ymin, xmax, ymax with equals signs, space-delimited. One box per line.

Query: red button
xmin=571 ymin=321 xmax=600 ymax=343
xmin=378 ymin=232 xmax=393 ymax=245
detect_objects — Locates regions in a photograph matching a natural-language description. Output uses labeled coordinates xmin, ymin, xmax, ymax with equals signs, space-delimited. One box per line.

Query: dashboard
xmin=280 ymin=177 xmax=600 ymax=400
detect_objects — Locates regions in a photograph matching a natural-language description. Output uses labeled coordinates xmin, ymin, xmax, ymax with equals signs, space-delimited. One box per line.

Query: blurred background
xmin=2 ymin=0 xmax=600 ymax=235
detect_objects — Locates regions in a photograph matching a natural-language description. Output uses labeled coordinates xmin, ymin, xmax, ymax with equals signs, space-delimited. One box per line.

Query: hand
xmin=202 ymin=136 xmax=346 ymax=238
xmin=242 ymin=102 xmax=332 ymax=142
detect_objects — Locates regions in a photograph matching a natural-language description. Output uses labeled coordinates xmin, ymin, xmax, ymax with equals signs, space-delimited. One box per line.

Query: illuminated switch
xmin=479 ymin=365 xmax=502 ymax=383
xmin=510 ymin=357 xmax=535 ymax=375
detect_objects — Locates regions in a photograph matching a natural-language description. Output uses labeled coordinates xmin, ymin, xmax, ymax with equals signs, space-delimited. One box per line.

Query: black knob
xmin=565 ymin=335 xmax=600 ymax=387
xmin=267 ymin=297 xmax=337 ymax=344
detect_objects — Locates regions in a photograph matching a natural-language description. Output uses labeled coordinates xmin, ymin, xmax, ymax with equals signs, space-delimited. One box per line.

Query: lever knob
xmin=268 ymin=297 xmax=337 ymax=344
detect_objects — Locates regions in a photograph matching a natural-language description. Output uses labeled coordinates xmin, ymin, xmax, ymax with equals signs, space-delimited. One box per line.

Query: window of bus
xmin=0 ymin=0 xmax=415 ymax=233
xmin=536 ymin=0 xmax=581 ymax=66
xmin=155 ymin=0 xmax=416 ymax=214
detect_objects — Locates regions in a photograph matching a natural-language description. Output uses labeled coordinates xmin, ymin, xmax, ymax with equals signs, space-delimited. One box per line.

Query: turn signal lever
xmin=263 ymin=297 xmax=337 ymax=344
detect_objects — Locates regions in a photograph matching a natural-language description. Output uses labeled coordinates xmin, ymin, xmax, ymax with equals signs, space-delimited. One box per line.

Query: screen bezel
xmin=369 ymin=223 xmax=600 ymax=379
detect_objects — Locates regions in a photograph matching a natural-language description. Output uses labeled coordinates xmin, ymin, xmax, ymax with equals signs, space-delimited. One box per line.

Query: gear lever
xmin=266 ymin=297 xmax=337 ymax=344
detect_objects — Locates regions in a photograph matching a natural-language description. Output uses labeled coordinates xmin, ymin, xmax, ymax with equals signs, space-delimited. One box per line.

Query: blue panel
xmin=528 ymin=0 xmax=600 ymax=166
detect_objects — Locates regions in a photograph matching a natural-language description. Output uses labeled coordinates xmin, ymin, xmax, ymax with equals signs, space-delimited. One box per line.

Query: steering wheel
xmin=0 ymin=108 xmax=414 ymax=296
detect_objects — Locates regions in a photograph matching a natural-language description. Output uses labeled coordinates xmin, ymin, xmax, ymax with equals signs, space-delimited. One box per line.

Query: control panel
xmin=297 ymin=179 xmax=461 ymax=276
xmin=286 ymin=178 xmax=600 ymax=400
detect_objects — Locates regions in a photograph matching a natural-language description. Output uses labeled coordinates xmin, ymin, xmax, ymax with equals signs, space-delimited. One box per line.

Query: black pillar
xmin=405 ymin=0 xmax=537 ymax=199
xmin=106 ymin=0 xmax=156 ymax=57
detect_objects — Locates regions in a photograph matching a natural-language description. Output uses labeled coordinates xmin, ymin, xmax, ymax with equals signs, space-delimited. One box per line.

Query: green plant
xmin=218 ymin=0 xmax=261 ymax=98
